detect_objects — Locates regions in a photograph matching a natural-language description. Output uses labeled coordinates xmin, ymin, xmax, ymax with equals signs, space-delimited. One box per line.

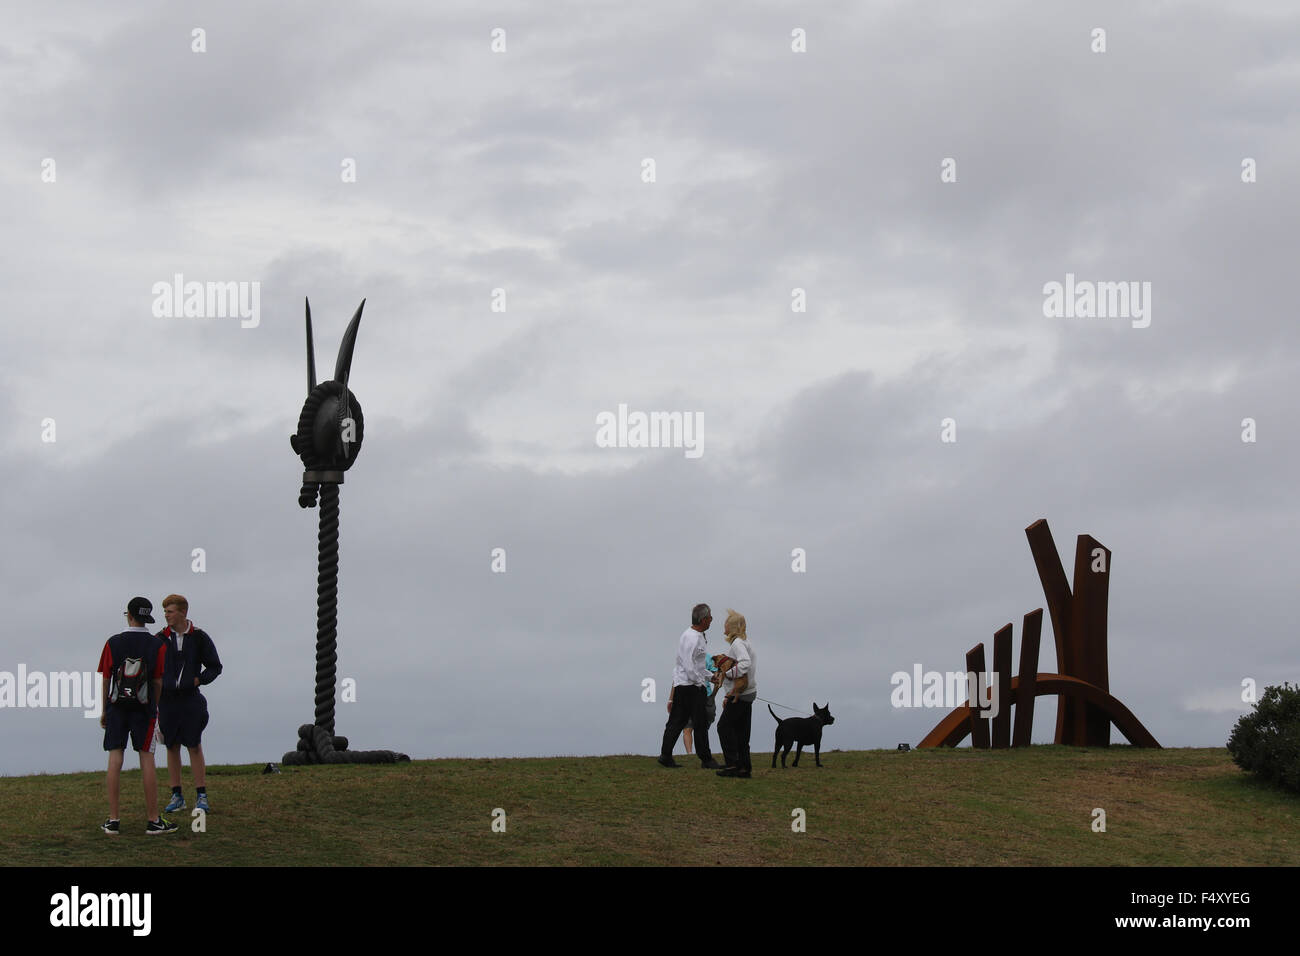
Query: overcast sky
xmin=2 ymin=1 xmax=1296 ymax=776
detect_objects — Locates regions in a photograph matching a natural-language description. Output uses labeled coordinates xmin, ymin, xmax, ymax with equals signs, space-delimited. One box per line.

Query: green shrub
xmin=1227 ymin=682 xmax=1300 ymax=794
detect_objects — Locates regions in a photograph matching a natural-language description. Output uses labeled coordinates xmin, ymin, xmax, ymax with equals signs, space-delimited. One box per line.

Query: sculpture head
xmin=290 ymin=298 xmax=366 ymax=505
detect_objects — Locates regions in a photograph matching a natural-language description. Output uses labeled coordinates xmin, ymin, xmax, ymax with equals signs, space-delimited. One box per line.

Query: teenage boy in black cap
xmin=97 ymin=597 xmax=176 ymax=835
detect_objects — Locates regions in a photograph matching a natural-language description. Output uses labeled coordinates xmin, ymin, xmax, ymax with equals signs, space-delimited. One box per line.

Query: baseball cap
xmin=126 ymin=596 xmax=155 ymax=623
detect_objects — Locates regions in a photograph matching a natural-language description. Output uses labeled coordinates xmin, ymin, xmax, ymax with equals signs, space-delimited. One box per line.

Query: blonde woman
xmin=715 ymin=609 xmax=757 ymax=778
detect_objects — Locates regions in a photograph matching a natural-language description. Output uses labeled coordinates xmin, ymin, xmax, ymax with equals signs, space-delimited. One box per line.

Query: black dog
xmin=769 ymin=702 xmax=835 ymax=767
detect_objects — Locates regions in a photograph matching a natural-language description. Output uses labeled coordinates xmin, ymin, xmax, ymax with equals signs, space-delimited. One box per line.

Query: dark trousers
xmin=716 ymin=698 xmax=753 ymax=771
xmin=661 ymin=684 xmax=713 ymax=763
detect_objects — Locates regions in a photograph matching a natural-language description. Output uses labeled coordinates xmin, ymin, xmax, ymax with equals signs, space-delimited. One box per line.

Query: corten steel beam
xmin=991 ymin=623 xmax=1013 ymax=748
xmin=1065 ymin=538 xmax=1091 ymax=745
xmin=966 ymin=643 xmax=990 ymax=749
xmin=1011 ymin=609 xmax=1043 ymax=747
xmin=1070 ymin=535 xmax=1111 ymax=746
xmin=917 ymin=674 xmax=1161 ymax=749
xmin=1025 ymin=520 xmax=1076 ymax=744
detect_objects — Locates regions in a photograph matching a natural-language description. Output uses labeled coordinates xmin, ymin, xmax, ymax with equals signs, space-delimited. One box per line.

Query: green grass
xmin=3 ymin=747 xmax=1296 ymax=865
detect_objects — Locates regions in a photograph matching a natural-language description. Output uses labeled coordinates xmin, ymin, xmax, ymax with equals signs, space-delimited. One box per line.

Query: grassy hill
xmin=3 ymin=746 xmax=1295 ymax=866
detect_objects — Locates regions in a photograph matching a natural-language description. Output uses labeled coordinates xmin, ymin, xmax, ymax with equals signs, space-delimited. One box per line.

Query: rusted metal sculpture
xmin=918 ymin=519 xmax=1159 ymax=749
xmin=282 ymin=298 xmax=408 ymax=765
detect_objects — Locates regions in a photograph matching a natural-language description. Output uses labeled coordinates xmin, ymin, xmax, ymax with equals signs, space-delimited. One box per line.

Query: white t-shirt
xmin=721 ymin=637 xmax=756 ymax=700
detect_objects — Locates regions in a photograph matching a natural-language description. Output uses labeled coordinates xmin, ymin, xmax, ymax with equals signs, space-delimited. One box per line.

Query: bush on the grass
xmin=1227 ymin=682 xmax=1300 ymax=794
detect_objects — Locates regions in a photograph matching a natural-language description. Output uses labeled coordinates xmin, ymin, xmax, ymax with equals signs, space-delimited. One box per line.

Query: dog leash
xmin=755 ymin=696 xmax=811 ymax=717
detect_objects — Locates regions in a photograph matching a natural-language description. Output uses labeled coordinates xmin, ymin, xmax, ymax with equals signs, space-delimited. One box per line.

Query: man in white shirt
xmin=658 ymin=604 xmax=723 ymax=769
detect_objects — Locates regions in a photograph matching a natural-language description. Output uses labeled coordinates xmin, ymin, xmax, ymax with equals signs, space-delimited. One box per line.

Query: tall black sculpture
xmin=282 ymin=298 xmax=408 ymax=765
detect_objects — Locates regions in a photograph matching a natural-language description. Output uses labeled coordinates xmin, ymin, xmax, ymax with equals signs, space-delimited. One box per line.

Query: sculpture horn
xmin=305 ymin=297 xmax=317 ymax=393
xmin=333 ymin=298 xmax=365 ymax=384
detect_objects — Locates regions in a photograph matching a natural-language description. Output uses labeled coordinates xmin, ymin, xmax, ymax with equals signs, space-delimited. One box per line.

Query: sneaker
xmin=195 ymin=793 xmax=209 ymax=813
xmin=164 ymin=793 xmax=186 ymax=813
xmin=146 ymin=817 xmax=178 ymax=836
xmin=101 ymin=819 xmax=120 ymax=835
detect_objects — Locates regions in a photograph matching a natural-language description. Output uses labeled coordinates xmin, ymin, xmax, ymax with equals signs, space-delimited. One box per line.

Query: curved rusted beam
xmin=917 ymin=673 xmax=1160 ymax=749
xmin=1025 ymin=523 xmax=1072 ymax=676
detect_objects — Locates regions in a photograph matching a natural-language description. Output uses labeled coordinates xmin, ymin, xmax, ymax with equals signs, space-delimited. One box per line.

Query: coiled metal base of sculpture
xmin=283 ymin=723 xmax=408 ymax=765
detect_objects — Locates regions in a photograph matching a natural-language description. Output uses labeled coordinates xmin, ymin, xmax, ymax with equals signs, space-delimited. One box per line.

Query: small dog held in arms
xmin=770 ymin=703 xmax=835 ymax=768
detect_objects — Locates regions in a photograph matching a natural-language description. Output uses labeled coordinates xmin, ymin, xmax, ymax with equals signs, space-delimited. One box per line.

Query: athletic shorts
xmin=159 ymin=692 xmax=209 ymax=748
xmin=103 ymin=704 xmax=158 ymax=753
